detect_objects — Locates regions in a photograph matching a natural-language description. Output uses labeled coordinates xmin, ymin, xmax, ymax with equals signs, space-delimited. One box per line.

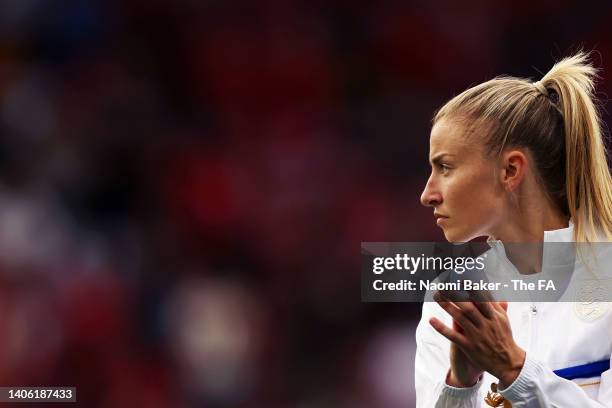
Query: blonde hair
xmin=434 ymin=52 xmax=612 ymax=243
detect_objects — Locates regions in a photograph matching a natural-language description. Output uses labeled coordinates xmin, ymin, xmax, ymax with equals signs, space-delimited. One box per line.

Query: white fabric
xmin=415 ymin=223 xmax=612 ymax=407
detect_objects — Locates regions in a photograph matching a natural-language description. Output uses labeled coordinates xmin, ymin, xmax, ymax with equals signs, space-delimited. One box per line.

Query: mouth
xmin=434 ymin=213 xmax=449 ymax=226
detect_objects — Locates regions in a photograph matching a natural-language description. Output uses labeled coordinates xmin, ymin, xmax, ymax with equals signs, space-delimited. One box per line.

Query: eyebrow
xmin=429 ymin=153 xmax=455 ymax=166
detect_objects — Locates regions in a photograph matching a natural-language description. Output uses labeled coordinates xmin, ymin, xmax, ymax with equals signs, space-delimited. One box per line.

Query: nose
xmin=420 ymin=175 xmax=442 ymax=207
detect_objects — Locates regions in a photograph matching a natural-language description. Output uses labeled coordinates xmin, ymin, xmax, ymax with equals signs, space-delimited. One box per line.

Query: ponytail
xmin=538 ymin=52 xmax=612 ymax=242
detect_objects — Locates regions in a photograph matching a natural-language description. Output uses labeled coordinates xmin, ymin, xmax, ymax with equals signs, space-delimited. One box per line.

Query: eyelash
xmin=438 ymin=164 xmax=451 ymax=174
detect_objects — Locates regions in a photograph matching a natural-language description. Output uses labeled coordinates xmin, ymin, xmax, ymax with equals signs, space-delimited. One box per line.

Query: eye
xmin=438 ymin=164 xmax=451 ymax=175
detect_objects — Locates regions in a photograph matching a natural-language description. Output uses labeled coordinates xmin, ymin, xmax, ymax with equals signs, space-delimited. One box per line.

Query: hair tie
xmin=533 ymin=81 xmax=549 ymax=96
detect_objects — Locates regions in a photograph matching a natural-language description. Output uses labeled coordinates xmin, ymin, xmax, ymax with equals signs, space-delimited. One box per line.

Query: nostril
xmin=424 ymin=194 xmax=441 ymax=207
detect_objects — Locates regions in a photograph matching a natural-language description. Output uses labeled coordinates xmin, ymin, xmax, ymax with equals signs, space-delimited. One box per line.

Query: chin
xmin=442 ymin=228 xmax=473 ymax=243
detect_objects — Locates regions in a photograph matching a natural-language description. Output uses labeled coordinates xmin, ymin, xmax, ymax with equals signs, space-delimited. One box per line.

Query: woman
xmin=415 ymin=52 xmax=612 ymax=407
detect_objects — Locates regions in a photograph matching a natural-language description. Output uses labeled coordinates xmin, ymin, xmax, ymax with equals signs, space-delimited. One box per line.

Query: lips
xmin=434 ymin=213 xmax=448 ymax=226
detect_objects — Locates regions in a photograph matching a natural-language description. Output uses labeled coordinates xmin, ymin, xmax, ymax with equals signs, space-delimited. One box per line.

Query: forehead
xmin=429 ymin=118 xmax=482 ymax=158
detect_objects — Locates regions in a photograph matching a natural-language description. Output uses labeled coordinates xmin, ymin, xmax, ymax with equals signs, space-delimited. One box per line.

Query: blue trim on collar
xmin=554 ymin=359 xmax=610 ymax=380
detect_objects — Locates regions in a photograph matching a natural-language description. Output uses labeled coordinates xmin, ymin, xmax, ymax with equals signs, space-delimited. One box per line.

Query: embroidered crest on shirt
xmin=574 ymin=280 xmax=611 ymax=321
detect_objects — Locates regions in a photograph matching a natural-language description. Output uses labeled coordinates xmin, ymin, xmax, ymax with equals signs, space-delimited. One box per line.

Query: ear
xmin=500 ymin=150 xmax=527 ymax=192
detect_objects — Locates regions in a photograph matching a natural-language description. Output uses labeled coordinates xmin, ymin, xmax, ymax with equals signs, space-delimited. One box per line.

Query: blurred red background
xmin=0 ymin=0 xmax=610 ymax=406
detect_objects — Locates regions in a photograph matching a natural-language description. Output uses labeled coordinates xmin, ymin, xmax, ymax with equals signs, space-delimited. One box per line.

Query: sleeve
xmin=415 ymin=299 xmax=611 ymax=407
xmin=415 ymin=300 xmax=486 ymax=408
xmin=499 ymin=352 xmax=612 ymax=407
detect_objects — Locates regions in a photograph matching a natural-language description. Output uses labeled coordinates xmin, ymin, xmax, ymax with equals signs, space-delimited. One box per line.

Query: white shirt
xmin=415 ymin=223 xmax=612 ymax=407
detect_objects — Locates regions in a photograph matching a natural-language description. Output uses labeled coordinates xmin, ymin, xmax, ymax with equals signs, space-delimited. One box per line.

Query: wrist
xmin=497 ymin=348 xmax=526 ymax=389
xmin=446 ymin=369 xmax=482 ymax=388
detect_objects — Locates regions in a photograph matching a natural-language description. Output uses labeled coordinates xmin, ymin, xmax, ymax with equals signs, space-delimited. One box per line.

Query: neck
xmin=492 ymin=207 xmax=569 ymax=243
xmin=490 ymin=190 xmax=569 ymax=274
xmin=491 ymin=176 xmax=570 ymax=243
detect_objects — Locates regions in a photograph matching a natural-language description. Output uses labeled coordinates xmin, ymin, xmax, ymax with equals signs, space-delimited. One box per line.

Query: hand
xmin=429 ymin=292 xmax=526 ymax=389
xmin=446 ymin=319 xmax=483 ymax=388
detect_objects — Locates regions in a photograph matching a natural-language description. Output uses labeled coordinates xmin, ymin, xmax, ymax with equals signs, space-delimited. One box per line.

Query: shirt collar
xmin=543 ymin=219 xmax=574 ymax=243
xmin=485 ymin=220 xmax=576 ymax=275
xmin=487 ymin=219 xmax=574 ymax=246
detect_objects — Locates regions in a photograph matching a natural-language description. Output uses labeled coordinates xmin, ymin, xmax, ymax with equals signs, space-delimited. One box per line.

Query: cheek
xmin=466 ymin=177 xmax=502 ymax=218
xmin=450 ymin=171 xmax=499 ymax=212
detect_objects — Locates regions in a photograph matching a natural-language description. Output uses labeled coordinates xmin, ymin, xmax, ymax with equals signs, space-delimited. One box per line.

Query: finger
xmin=434 ymin=292 xmax=479 ymax=330
xmin=429 ymin=317 xmax=470 ymax=348
xmin=467 ymin=289 xmax=498 ymax=318
xmin=452 ymin=319 xmax=465 ymax=334
xmin=471 ymin=300 xmax=495 ymax=319
xmin=438 ymin=290 xmax=484 ymax=326
xmin=439 ymin=289 xmax=470 ymax=303
xmin=492 ymin=300 xmax=509 ymax=313
xmin=467 ymin=288 xmax=495 ymax=302
xmin=454 ymin=300 xmax=485 ymax=327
